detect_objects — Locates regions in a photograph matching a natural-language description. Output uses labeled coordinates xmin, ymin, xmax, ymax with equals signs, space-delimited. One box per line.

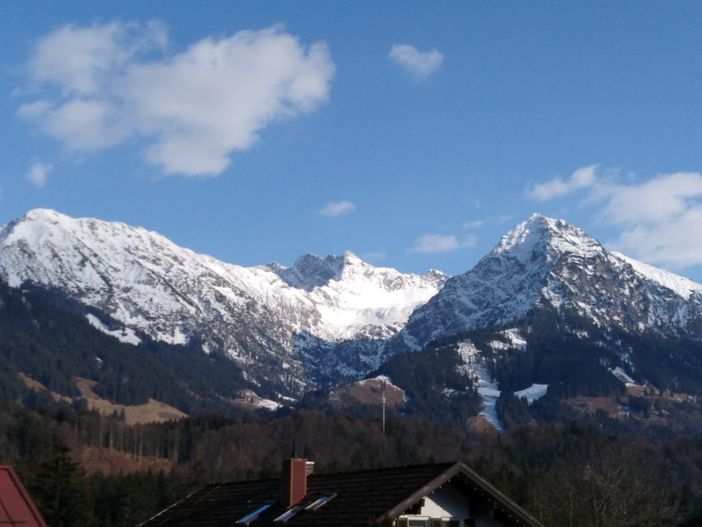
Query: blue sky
xmin=3 ymin=1 xmax=702 ymax=280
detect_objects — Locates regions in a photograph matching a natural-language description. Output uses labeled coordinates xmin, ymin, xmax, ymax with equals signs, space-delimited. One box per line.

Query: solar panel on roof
xmin=235 ymin=503 xmax=272 ymax=525
xmin=273 ymin=505 xmax=301 ymax=523
xmin=305 ymin=493 xmax=338 ymax=511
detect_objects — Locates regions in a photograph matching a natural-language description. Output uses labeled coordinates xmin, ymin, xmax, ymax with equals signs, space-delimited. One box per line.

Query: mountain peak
xmin=274 ymin=251 xmax=369 ymax=291
xmin=341 ymin=250 xmax=363 ymax=264
xmin=399 ymin=213 xmax=702 ymax=351
xmin=2 ymin=208 xmax=73 ymax=246
xmin=7 ymin=208 xmax=71 ymax=231
xmin=23 ymin=208 xmax=66 ymax=220
xmin=494 ymin=214 xmax=602 ymax=264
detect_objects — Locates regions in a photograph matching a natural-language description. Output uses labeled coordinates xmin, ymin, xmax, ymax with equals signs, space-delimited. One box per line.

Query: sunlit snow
xmin=514 ymin=383 xmax=549 ymax=404
xmin=86 ymin=314 xmax=141 ymax=346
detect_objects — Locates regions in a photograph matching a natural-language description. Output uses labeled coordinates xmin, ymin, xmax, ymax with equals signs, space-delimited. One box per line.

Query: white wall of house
xmin=397 ymin=485 xmax=506 ymax=527
xmin=421 ymin=485 xmax=472 ymax=518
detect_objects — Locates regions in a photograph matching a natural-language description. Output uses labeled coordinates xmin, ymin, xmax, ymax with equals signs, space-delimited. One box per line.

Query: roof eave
xmin=381 ymin=463 xmax=462 ymax=520
xmin=0 ymin=465 xmax=48 ymax=527
xmin=379 ymin=462 xmax=545 ymax=527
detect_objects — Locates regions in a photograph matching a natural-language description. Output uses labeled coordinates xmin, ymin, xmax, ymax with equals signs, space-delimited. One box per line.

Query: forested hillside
xmin=1 ymin=396 xmax=700 ymax=527
xmin=0 ymin=281 xmax=256 ymax=414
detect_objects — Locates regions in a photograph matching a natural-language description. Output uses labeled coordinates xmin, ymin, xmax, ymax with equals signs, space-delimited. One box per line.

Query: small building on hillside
xmin=0 ymin=466 xmax=47 ymax=527
xmin=139 ymin=459 xmax=543 ymax=527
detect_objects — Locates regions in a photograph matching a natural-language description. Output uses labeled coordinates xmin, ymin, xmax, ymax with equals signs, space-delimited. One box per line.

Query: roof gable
xmin=385 ymin=463 xmax=544 ymax=527
xmin=0 ymin=466 xmax=47 ymax=527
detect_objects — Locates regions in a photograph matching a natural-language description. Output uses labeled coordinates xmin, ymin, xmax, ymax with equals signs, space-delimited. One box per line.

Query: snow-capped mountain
xmin=397 ymin=213 xmax=702 ymax=350
xmin=372 ymin=214 xmax=702 ymax=429
xmin=5 ymin=208 xmax=702 ymax=416
xmin=0 ymin=209 xmax=446 ymax=395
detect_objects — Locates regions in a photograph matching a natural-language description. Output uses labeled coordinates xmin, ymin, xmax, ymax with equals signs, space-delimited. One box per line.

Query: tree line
xmin=1 ymin=397 xmax=701 ymax=526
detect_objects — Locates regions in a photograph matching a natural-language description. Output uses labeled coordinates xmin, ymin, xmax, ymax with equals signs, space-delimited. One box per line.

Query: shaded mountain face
xmin=0 ymin=280 xmax=254 ymax=414
xmin=271 ymin=253 xmax=347 ymax=291
xmin=397 ymin=214 xmax=702 ymax=351
xmin=0 ymin=209 xmax=446 ymax=396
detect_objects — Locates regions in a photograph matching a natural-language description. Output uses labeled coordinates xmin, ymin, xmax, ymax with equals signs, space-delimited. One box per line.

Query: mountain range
xmin=2 ymin=209 xmax=702 ymax=428
xmin=0 ymin=209 xmax=445 ymax=396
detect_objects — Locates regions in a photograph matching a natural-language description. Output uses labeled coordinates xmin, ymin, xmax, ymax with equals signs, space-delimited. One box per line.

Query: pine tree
xmin=29 ymin=437 xmax=92 ymax=526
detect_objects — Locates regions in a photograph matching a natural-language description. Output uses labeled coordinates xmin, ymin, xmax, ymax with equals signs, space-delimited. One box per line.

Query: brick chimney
xmin=281 ymin=458 xmax=309 ymax=508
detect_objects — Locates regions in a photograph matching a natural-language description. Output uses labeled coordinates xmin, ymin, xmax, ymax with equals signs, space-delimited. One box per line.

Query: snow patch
xmin=456 ymin=341 xmax=504 ymax=431
xmin=610 ymin=366 xmax=636 ymax=386
xmin=358 ymin=375 xmax=407 ymax=402
xmin=477 ymin=379 xmax=503 ymax=431
xmin=359 ymin=374 xmax=392 ymax=386
xmin=442 ymin=387 xmax=460 ymax=398
xmin=504 ymin=328 xmax=527 ymax=350
xmin=86 ymin=314 xmax=141 ymax=345
xmin=489 ymin=328 xmax=527 ymax=351
xmin=256 ymin=398 xmax=282 ymax=411
xmin=514 ymin=384 xmax=548 ymax=404
xmin=166 ymin=327 xmax=188 ymax=346
xmin=234 ymin=389 xmax=282 ymax=411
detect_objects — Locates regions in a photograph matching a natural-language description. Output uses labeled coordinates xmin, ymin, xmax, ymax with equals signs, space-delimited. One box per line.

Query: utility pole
xmin=381 ymin=380 xmax=387 ymax=435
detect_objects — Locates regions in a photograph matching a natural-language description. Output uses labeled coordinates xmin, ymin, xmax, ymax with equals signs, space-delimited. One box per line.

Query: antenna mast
xmin=381 ymin=380 xmax=387 ymax=435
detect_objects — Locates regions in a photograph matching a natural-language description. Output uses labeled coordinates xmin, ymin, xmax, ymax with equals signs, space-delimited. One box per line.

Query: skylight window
xmin=273 ymin=505 xmax=301 ymax=523
xmin=235 ymin=503 xmax=272 ymax=525
xmin=305 ymin=493 xmax=337 ymax=511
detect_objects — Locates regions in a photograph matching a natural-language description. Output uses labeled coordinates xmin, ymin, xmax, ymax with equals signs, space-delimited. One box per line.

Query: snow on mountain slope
xmin=0 ymin=209 xmax=446 ymax=395
xmin=612 ymin=252 xmax=702 ymax=300
xmin=398 ymin=213 xmax=702 ymax=350
xmin=86 ymin=313 xmax=142 ymax=346
xmin=6 ymin=208 xmax=702 ymax=407
xmin=268 ymin=251 xmax=446 ymax=339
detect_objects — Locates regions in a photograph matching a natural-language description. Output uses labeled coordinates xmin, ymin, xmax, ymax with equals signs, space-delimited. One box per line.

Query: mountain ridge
xmin=396 ymin=213 xmax=702 ymax=351
xmin=3 ymin=208 xmax=702 ymax=421
xmin=0 ymin=208 xmax=446 ymax=395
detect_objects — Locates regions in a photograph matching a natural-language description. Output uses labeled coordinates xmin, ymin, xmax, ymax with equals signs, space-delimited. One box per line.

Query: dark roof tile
xmin=140 ymin=462 xmax=543 ymax=527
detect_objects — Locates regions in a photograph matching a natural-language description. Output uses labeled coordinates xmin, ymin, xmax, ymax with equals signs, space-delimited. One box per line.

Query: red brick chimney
xmin=281 ymin=458 xmax=309 ymax=508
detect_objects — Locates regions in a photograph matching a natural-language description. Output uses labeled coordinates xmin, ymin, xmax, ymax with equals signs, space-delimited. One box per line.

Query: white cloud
xmin=18 ymin=22 xmax=335 ymax=177
xmin=17 ymin=100 xmax=51 ymax=118
xmin=596 ymin=172 xmax=702 ymax=226
xmin=363 ymin=251 xmax=386 ymax=263
xmin=388 ymin=44 xmax=443 ymax=80
xmin=26 ymin=161 xmax=52 ymax=187
xmin=409 ymin=233 xmax=476 ymax=254
xmin=462 ymin=220 xmax=484 ymax=229
xmin=319 ymin=200 xmax=356 ymax=217
xmin=527 ymin=165 xmax=598 ymax=201
xmin=531 ymin=166 xmax=702 ymax=269
xmin=611 ymin=210 xmax=702 ymax=269
xmin=41 ymin=99 xmax=129 ymax=152
xmin=28 ymin=21 xmax=167 ymax=96
xmin=593 ymin=172 xmax=702 ymax=269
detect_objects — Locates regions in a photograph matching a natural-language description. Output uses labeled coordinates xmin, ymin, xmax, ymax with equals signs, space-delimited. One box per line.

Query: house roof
xmin=139 ymin=462 xmax=544 ymax=527
xmin=0 ymin=466 xmax=47 ymax=527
